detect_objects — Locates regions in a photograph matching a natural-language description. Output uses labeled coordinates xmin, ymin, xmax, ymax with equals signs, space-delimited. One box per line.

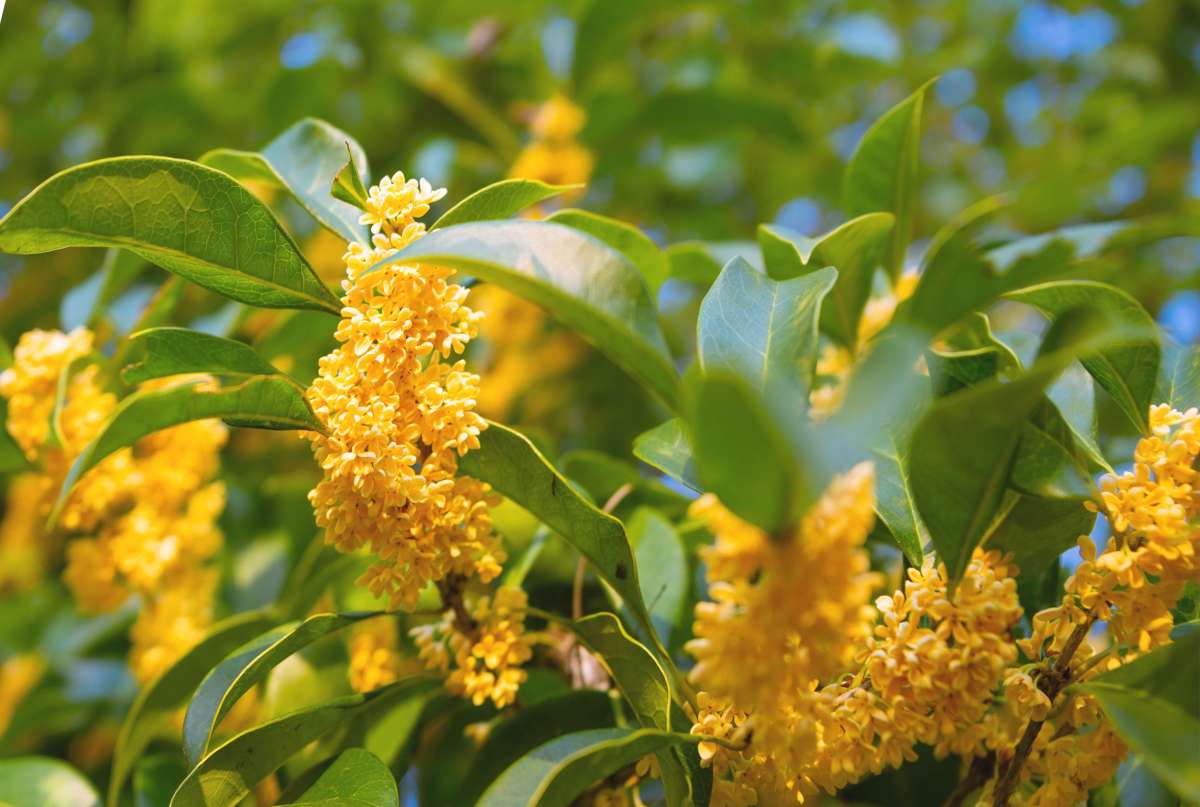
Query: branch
xmin=942 ymin=753 xmax=995 ymax=807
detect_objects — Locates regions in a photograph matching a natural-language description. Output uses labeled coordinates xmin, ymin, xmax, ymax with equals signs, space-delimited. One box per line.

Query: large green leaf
xmin=986 ymin=494 xmax=1096 ymax=576
xmin=289 ymin=748 xmax=398 ymax=807
xmin=108 ymin=611 xmax=276 ymax=805
xmin=170 ymin=683 xmax=427 ymax=807
xmin=201 ymin=118 xmax=371 ymax=244
xmin=477 ymin=728 xmax=701 ymax=807
xmin=0 ymin=757 xmax=99 ymax=807
xmin=910 ymin=354 xmax=1074 ymax=585
xmin=1010 ymin=399 xmax=1094 ymax=500
xmin=121 ymin=327 xmax=286 ymax=385
xmin=53 ymin=376 xmax=321 ymax=524
xmin=871 ymin=427 xmax=929 ymax=565
xmin=631 ymin=418 xmax=700 ymax=491
xmin=630 ymin=509 xmax=689 ymax=649
xmin=1005 ymin=281 xmax=1160 ymax=433
xmin=365 ymin=220 xmax=678 ymax=408
xmin=1046 ymin=361 xmax=1108 ymax=471
xmin=457 ymin=691 xmax=614 ymax=805
xmin=843 ymin=83 xmax=930 ymax=280
xmin=1080 ymin=647 xmax=1200 ymax=806
xmin=698 ymin=257 xmax=837 ymax=399
xmin=432 ymin=179 xmax=577 ymax=230
xmin=758 ymin=214 xmax=893 ymax=349
xmin=1157 ymin=338 xmax=1199 ymax=413
xmin=560 ymin=450 xmax=690 ymax=520
xmin=458 ymin=422 xmax=656 ymax=645
xmin=548 ymin=208 xmax=668 ymax=296
xmin=183 ymin=612 xmax=378 ymax=766
xmin=0 ymin=157 xmax=341 ymax=313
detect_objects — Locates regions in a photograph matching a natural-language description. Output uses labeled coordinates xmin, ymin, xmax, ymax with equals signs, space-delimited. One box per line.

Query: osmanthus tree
xmin=0 ymin=89 xmax=1196 ymax=807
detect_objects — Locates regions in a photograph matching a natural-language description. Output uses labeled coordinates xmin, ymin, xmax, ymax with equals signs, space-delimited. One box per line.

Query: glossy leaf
xmin=122 ymin=327 xmax=285 ymax=385
xmin=843 ymin=82 xmax=929 ymax=280
xmin=201 ymin=118 xmax=371 ymax=244
xmin=1005 ymin=281 xmax=1160 ymax=433
xmin=457 ymin=691 xmax=614 ymax=805
xmin=0 ymin=157 xmax=341 ymax=313
xmin=1157 ymin=338 xmax=1199 ymax=413
xmin=183 ymin=612 xmax=377 ymax=766
xmin=871 ymin=427 xmax=929 ymax=565
xmin=698 ymin=257 xmax=837 ymax=399
xmin=330 ymin=143 xmax=370 ymax=211
xmin=170 ymin=684 xmax=423 ymax=807
xmin=433 ymin=178 xmax=577 ymax=230
xmin=54 ymin=376 xmax=321 ymax=524
xmin=108 ymin=611 xmax=276 ymax=805
xmin=459 ymin=421 xmax=656 ymax=643
xmin=1047 ymin=361 xmax=1109 ymax=471
xmin=0 ymin=757 xmax=99 ymax=807
xmin=573 ymin=612 xmax=673 ymax=732
xmin=367 ymin=220 xmax=678 ymax=408
xmin=1010 ymin=400 xmax=1093 ymax=500
xmin=290 ymin=748 xmax=398 ymax=807
xmin=630 ymin=509 xmax=689 ymax=648
xmin=549 ymin=208 xmax=668 ymax=295
xmin=987 ymin=494 xmax=1096 ymax=575
xmin=632 ymin=418 xmax=700 ymax=491
xmin=478 ymin=728 xmax=701 ymax=807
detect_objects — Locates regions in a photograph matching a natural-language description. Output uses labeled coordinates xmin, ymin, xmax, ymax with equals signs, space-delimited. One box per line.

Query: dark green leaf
xmin=0 ymin=757 xmax=99 ymax=807
xmin=1010 ymin=400 xmax=1093 ymax=500
xmin=368 ymin=221 xmax=678 ymax=408
xmin=698 ymin=257 xmax=837 ymax=399
xmin=1005 ymin=281 xmax=1160 ymax=433
xmin=54 ymin=376 xmax=321 ymax=525
xmin=108 ymin=611 xmax=276 ymax=806
xmin=183 ymin=612 xmax=379 ymax=766
xmin=289 ymin=748 xmax=398 ymax=807
xmin=459 ymin=422 xmax=656 ymax=646
xmin=843 ymin=82 xmax=930 ymax=280
xmin=433 ymin=178 xmax=578 ymax=230
xmin=871 ymin=427 xmax=929 ymax=565
xmin=548 ymin=208 xmax=668 ymax=296
xmin=201 ymin=118 xmax=371 ymax=244
xmin=477 ymin=728 xmax=701 ymax=807
xmin=122 ymin=327 xmax=286 ymax=385
xmin=632 ymin=418 xmax=700 ymax=491
xmin=134 ymin=754 xmax=186 ymax=807
xmin=457 ymin=691 xmax=614 ymax=805
xmin=170 ymin=683 xmax=427 ymax=807
xmin=986 ymin=494 xmax=1095 ymax=577
xmin=0 ymin=157 xmax=341 ymax=313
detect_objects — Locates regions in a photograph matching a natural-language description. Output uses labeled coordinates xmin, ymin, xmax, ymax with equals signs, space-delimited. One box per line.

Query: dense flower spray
xmin=0 ymin=329 xmax=227 ymax=683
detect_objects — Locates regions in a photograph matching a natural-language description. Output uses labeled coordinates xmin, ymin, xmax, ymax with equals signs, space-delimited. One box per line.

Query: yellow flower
xmin=0 ymin=654 xmax=44 ymax=737
xmin=306 ymin=172 xmax=502 ymax=609
xmin=0 ymin=327 xmax=93 ymax=459
xmin=412 ymin=586 xmax=533 ymax=709
xmin=509 ymin=95 xmax=593 ymax=197
xmin=128 ymin=566 xmax=218 ymax=683
xmin=0 ymin=474 xmax=49 ymax=592
xmin=348 ymin=616 xmax=415 ymax=693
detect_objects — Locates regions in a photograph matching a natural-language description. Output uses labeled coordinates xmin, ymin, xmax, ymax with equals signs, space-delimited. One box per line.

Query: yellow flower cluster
xmin=305 ymin=171 xmax=506 ymax=610
xmin=509 ymin=94 xmax=594 ymax=191
xmin=686 ymin=463 xmax=881 ymax=803
xmin=347 ymin=615 xmax=417 ymax=693
xmin=984 ymin=403 xmax=1200 ymax=806
xmin=0 ymin=328 xmax=228 ymax=683
xmin=810 ymin=271 xmax=918 ymax=418
xmin=412 ymin=586 xmax=533 ymax=709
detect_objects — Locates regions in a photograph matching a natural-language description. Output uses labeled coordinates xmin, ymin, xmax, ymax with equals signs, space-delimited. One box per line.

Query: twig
xmin=437 ymin=574 xmax=477 ymax=635
xmin=992 ymin=611 xmax=1097 ymax=806
xmin=942 ymin=753 xmax=995 ymax=807
xmin=572 ymin=483 xmax=635 ymax=620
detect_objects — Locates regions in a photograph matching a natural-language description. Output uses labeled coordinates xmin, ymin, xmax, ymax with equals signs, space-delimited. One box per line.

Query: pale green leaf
xmin=433 ymin=178 xmax=578 ymax=230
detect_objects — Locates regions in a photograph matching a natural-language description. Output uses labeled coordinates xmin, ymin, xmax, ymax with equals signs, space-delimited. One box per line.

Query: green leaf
xmin=458 ymin=422 xmax=657 ymax=647
xmin=871 ymin=427 xmax=929 ymax=565
xmin=53 ymin=376 xmax=321 ymax=525
xmin=1046 ymin=361 xmax=1109 ymax=471
xmin=573 ymin=612 xmax=673 ymax=732
xmin=548 ymin=208 xmax=668 ymax=296
xmin=289 ymin=748 xmax=398 ymax=807
xmin=698 ymin=257 xmax=837 ymax=399
xmin=432 ymin=178 xmax=578 ymax=230
xmin=170 ymin=683 xmax=427 ymax=807
xmin=1157 ymin=338 xmax=1199 ymax=412
xmin=758 ymin=214 xmax=894 ymax=349
xmin=910 ymin=353 xmax=1076 ymax=585
xmin=457 ymin=691 xmax=615 ymax=805
xmin=560 ymin=450 xmax=690 ymax=519
xmin=122 ymin=327 xmax=286 ymax=385
xmin=183 ymin=612 xmax=378 ymax=766
xmin=629 ymin=509 xmax=688 ymax=649
xmin=134 ymin=754 xmax=186 ymax=807
xmin=0 ymin=757 xmax=99 ymax=807
xmin=1005 ymin=281 xmax=1160 ymax=433
xmin=1010 ymin=399 xmax=1094 ymax=500
xmin=632 ymin=418 xmax=700 ymax=491
xmin=201 ymin=118 xmax=371 ymax=244
xmin=330 ymin=143 xmax=371 ymax=211
xmin=986 ymin=494 xmax=1096 ymax=576
xmin=108 ymin=610 xmax=276 ymax=806
xmin=0 ymin=157 xmax=341 ymax=313
xmin=665 ymin=241 xmax=723 ymax=284
xmin=253 ymin=309 xmax=340 ymax=386
xmin=478 ymin=727 xmax=701 ymax=807
xmin=690 ymin=372 xmax=815 ymax=532
xmin=843 ymin=81 xmax=930 ymax=280
xmin=368 ymin=220 xmax=678 ymax=408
